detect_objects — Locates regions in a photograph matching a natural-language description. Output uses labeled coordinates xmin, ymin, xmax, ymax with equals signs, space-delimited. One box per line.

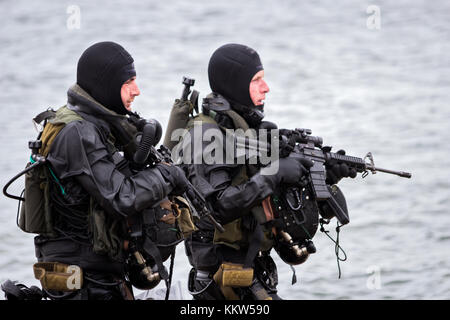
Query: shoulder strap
xmin=39 ymin=106 xmax=83 ymax=156
xmin=185 ymin=113 xmax=219 ymax=132
xmin=48 ymin=105 xmax=83 ymax=125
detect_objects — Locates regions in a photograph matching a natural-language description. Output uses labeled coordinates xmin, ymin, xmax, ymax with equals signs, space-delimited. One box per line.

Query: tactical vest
xmin=19 ymin=105 xmax=127 ymax=261
xmin=185 ymin=112 xmax=274 ymax=252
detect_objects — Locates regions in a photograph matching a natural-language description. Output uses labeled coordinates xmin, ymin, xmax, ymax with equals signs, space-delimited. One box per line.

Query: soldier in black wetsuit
xmin=180 ymin=44 xmax=313 ymax=300
xmin=33 ymin=41 xmax=190 ymax=300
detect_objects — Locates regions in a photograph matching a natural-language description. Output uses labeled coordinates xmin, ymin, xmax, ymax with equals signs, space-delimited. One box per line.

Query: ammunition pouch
xmin=214 ymin=262 xmax=254 ymax=287
xmin=33 ymin=262 xmax=134 ymax=300
xmin=213 ymin=219 xmax=246 ymax=250
xmin=90 ymin=199 xmax=127 ymax=262
xmin=173 ymin=196 xmax=198 ymax=238
xmin=213 ymin=262 xmax=254 ymax=300
xmin=33 ymin=262 xmax=83 ymax=292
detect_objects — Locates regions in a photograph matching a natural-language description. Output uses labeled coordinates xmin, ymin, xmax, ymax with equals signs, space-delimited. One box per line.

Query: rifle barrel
xmin=367 ymin=165 xmax=412 ymax=178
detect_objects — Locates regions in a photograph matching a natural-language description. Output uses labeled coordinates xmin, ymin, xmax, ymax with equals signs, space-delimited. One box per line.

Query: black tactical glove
xmin=155 ymin=163 xmax=190 ymax=196
xmin=275 ymin=156 xmax=314 ymax=185
xmin=325 ymin=149 xmax=357 ymax=185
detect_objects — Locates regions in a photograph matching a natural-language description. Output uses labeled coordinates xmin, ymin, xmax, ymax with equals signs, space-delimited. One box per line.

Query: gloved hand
xmin=156 ymin=163 xmax=190 ymax=196
xmin=325 ymin=149 xmax=357 ymax=185
xmin=275 ymin=155 xmax=314 ymax=185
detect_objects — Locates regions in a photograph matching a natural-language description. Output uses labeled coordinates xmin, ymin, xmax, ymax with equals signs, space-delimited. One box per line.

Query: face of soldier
xmin=121 ymin=76 xmax=140 ymax=111
xmin=249 ymin=70 xmax=269 ymax=106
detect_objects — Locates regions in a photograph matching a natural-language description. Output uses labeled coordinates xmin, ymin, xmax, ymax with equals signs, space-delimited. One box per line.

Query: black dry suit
xmin=181 ymin=44 xmax=282 ymax=300
xmin=34 ymin=42 xmax=173 ymax=299
xmin=34 ymin=84 xmax=173 ymax=298
xmin=182 ymin=93 xmax=281 ymax=300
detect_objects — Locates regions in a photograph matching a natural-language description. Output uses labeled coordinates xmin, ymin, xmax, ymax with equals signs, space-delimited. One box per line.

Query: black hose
xmin=3 ymin=160 xmax=45 ymax=201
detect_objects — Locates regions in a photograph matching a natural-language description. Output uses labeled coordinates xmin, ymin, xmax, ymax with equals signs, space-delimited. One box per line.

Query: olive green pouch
xmin=33 ymin=262 xmax=83 ymax=291
xmin=19 ymin=164 xmax=54 ymax=236
xmin=213 ymin=219 xmax=245 ymax=250
xmin=174 ymin=196 xmax=198 ymax=238
xmin=90 ymin=199 xmax=125 ymax=261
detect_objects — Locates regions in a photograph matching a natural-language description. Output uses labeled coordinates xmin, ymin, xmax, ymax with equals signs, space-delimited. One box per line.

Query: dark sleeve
xmin=205 ymin=165 xmax=278 ymax=224
xmin=182 ymin=123 xmax=278 ymax=224
xmin=46 ymin=120 xmax=172 ymax=217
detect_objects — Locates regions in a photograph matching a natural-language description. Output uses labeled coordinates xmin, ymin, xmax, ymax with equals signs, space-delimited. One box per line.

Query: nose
xmin=261 ymin=79 xmax=269 ymax=93
xmin=132 ymin=82 xmax=140 ymax=96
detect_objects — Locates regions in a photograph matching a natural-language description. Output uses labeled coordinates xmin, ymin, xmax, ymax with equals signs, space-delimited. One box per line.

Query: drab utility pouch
xmin=19 ymin=163 xmax=54 ymax=236
xmin=90 ymin=199 xmax=125 ymax=262
xmin=173 ymin=196 xmax=198 ymax=238
xmin=33 ymin=262 xmax=83 ymax=292
xmin=212 ymin=165 xmax=248 ymax=250
xmin=213 ymin=262 xmax=254 ymax=288
xmin=213 ymin=219 xmax=245 ymax=250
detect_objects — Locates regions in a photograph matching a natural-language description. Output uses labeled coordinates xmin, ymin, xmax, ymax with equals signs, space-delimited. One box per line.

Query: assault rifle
xmin=247 ymin=127 xmax=412 ymax=225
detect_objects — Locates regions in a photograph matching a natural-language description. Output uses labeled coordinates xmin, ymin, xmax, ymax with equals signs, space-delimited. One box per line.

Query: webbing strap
xmin=244 ymin=223 xmax=264 ymax=268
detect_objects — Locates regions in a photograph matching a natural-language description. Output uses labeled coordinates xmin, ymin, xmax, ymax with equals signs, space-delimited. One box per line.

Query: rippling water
xmin=1 ymin=0 xmax=449 ymax=300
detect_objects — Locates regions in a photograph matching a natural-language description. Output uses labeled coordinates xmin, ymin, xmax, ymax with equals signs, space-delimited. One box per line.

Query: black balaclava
xmin=77 ymin=41 xmax=136 ymax=115
xmin=208 ymin=43 xmax=265 ymax=126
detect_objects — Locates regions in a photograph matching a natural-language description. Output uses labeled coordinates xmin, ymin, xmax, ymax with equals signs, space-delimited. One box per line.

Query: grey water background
xmin=0 ymin=0 xmax=449 ymax=300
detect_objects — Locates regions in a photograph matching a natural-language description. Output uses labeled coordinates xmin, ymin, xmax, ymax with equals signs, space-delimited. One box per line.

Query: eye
xmin=125 ymin=77 xmax=136 ymax=85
